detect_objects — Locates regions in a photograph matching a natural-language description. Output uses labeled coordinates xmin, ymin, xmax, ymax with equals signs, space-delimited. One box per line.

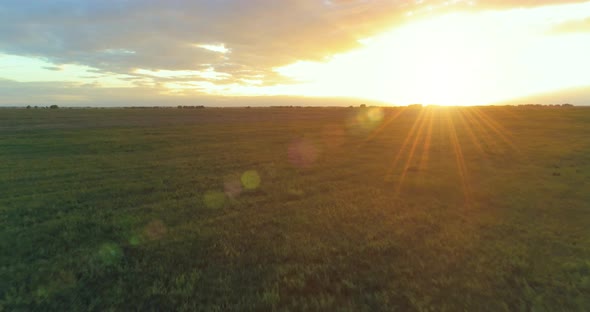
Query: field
xmin=1 ymin=106 xmax=589 ymax=311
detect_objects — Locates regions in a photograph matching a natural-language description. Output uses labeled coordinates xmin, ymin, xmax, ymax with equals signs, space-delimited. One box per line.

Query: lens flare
xmin=367 ymin=107 xmax=384 ymax=123
xmin=347 ymin=107 xmax=385 ymax=135
xmin=241 ymin=170 xmax=261 ymax=190
xmin=224 ymin=177 xmax=242 ymax=198
xmin=144 ymin=219 xmax=168 ymax=240
xmin=204 ymin=190 xmax=227 ymax=209
xmin=97 ymin=243 xmax=123 ymax=265
xmin=128 ymin=234 xmax=142 ymax=246
xmin=288 ymin=138 xmax=320 ymax=168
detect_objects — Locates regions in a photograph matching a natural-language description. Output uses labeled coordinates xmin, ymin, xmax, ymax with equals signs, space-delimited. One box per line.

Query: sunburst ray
xmin=395 ymin=108 xmax=431 ymax=194
xmin=385 ymin=108 xmax=427 ymax=182
xmin=418 ymin=108 xmax=435 ymax=170
xmin=446 ymin=109 xmax=472 ymax=206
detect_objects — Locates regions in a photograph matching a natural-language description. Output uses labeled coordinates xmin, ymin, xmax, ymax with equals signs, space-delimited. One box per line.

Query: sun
xmin=366 ymin=13 xmax=503 ymax=106
xmin=274 ymin=13 xmax=504 ymax=106
xmin=271 ymin=4 xmax=590 ymax=106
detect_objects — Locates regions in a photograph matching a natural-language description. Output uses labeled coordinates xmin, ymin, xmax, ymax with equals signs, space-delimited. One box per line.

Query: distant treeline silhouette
xmin=516 ymin=103 xmax=574 ymax=107
xmin=18 ymin=103 xmax=576 ymax=109
xmin=25 ymin=105 xmax=59 ymax=109
xmin=177 ymin=105 xmax=205 ymax=109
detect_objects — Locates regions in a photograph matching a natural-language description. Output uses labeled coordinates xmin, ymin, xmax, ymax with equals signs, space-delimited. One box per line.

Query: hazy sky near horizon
xmin=1 ymin=0 xmax=590 ymax=106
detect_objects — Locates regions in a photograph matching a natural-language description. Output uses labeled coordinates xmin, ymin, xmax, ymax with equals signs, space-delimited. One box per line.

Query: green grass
xmin=1 ymin=106 xmax=589 ymax=311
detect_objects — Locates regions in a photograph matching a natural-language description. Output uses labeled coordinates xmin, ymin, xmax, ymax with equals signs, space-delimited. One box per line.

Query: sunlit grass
xmin=1 ymin=106 xmax=589 ymax=310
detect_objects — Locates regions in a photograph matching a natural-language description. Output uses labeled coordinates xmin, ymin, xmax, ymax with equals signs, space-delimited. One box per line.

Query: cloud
xmin=0 ymin=1 xmax=404 ymax=78
xmin=9 ymin=0 xmax=582 ymax=82
xmin=0 ymin=78 xmax=129 ymax=106
xmin=3 ymin=2 xmax=586 ymax=64
xmin=42 ymin=66 xmax=63 ymax=71
xmin=476 ymin=0 xmax=588 ymax=8
xmin=549 ymin=17 xmax=590 ymax=33
xmin=1 ymin=0 xmax=589 ymax=105
xmin=0 ymin=78 xmax=391 ymax=107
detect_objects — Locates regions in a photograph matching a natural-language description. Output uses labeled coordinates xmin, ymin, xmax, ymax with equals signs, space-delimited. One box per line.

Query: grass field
xmin=1 ymin=106 xmax=589 ymax=311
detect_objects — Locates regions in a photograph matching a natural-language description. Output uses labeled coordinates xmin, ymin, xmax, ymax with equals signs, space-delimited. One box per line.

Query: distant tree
xmin=49 ymin=105 xmax=59 ymax=109
xmin=26 ymin=105 xmax=31 ymax=109
xmin=34 ymin=106 xmax=38 ymax=109
xmin=562 ymin=103 xmax=574 ymax=107
xmin=360 ymin=104 xmax=367 ymax=108
xmin=177 ymin=105 xmax=182 ymax=109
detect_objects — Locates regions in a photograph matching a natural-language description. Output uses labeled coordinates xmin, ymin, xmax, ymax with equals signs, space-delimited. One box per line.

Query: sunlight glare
xmin=273 ymin=2 xmax=590 ymax=106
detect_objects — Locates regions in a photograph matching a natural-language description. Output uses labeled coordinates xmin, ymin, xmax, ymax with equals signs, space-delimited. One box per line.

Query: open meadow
xmin=1 ymin=106 xmax=589 ymax=311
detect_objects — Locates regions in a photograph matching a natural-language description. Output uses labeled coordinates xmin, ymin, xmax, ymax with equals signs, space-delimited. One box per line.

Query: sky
xmin=1 ymin=0 xmax=590 ymax=107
